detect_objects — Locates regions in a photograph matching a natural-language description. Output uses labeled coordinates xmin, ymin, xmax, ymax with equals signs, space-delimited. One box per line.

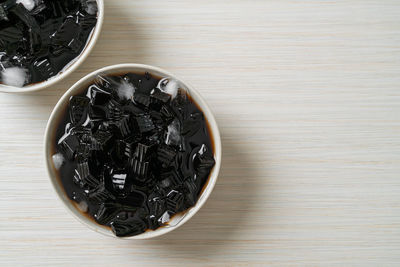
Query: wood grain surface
xmin=1 ymin=0 xmax=400 ymax=266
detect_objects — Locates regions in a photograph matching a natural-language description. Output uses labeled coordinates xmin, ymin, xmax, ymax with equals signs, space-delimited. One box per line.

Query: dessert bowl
xmin=44 ymin=64 xmax=222 ymax=239
xmin=0 ymin=0 xmax=104 ymax=93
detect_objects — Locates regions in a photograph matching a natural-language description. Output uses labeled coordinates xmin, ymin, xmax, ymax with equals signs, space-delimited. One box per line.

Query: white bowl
xmin=0 ymin=0 xmax=104 ymax=93
xmin=44 ymin=64 xmax=222 ymax=239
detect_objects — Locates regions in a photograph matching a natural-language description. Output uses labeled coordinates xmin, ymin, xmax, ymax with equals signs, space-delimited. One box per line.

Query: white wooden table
xmin=1 ymin=0 xmax=400 ymax=266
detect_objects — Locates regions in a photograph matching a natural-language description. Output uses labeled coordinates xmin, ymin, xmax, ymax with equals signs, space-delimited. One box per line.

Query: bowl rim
xmin=0 ymin=0 xmax=105 ymax=94
xmin=44 ymin=63 xmax=222 ymax=239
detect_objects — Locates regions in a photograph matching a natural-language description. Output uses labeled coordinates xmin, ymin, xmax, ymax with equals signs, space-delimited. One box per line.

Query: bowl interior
xmin=44 ymin=64 xmax=222 ymax=239
xmin=0 ymin=0 xmax=105 ymax=93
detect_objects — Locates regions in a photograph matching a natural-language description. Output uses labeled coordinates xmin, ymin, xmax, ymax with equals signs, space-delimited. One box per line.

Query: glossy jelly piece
xmin=166 ymin=190 xmax=185 ymax=213
xmin=150 ymin=88 xmax=171 ymax=110
xmin=151 ymin=88 xmax=171 ymax=103
xmin=88 ymin=181 xmax=116 ymax=203
xmin=135 ymin=114 xmax=155 ymax=133
xmin=111 ymin=216 xmax=147 ymax=237
xmin=52 ymin=17 xmax=80 ymax=47
xmin=58 ymin=132 xmax=80 ymax=160
xmin=118 ymin=190 xmax=147 ymax=208
xmin=95 ymin=202 xmax=138 ymax=225
xmin=94 ymin=203 xmax=123 ymax=225
xmin=40 ymin=17 xmax=63 ymax=41
xmin=9 ymin=4 xmax=41 ymax=34
xmin=76 ymin=159 xmax=90 ymax=180
xmin=157 ymin=145 xmax=177 ymax=168
xmin=160 ymin=105 xmax=175 ymax=123
xmin=149 ymin=110 xmax=163 ymax=126
xmin=111 ymin=140 xmax=131 ymax=165
xmin=122 ymin=101 xmax=145 ymax=115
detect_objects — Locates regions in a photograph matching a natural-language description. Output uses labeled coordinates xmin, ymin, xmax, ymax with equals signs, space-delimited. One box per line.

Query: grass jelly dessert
xmin=52 ymin=71 xmax=216 ymax=237
xmin=0 ymin=0 xmax=99 ymax=87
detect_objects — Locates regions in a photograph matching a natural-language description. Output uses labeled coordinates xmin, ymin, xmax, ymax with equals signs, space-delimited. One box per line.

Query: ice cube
xmin=150 ymin=88 xmax=171 ymax=104
xmin=77 ymin=200 xmax=88 ymax=213
xmin=184 ymin=177 xmax=198 ymax=206
xmin=157 ymin=78 xmax=179 ymax=99
xmin=160 ymin=170 xmax=182 ymax=187
xmin=1 ymin=67 xmax=28 ymax=87
xmin=157 ymin=145 xmax=177 ymax=168
xmin=111 ymin=217 xmax=146 ymax=237
xmin=52 ymin=153 xmax=65 ymax=170
xmin=182 ymin=112 xmax=203 ymax=137
xmin=88 ymin=182 xmax=115 ymax=203
xmin=158 ymin=211 xmax=171 ymax=224
xmin=94 ymin=203 xmax=124 ymax=225
xmin=165 ymin=119 xmax=181 ymax=146
xmin=68 ymin=37 xmax=84 ymax=53
xmin=52 ymin=18 xmax=80 ymax=47
xmin=117 ymin=81 xmax=136 ymax=101
xmin=0 ymin=5 xmax=8 ymax=21
xmin=111 ymin=115 xmax=131 ymax=137
xmin=128 ymin=158 xmax=149 ymax=182
xmin=166 ymin=190 xmax=185 ymax=213
xmin=194 ymin=145 xmax=215 ymax=172
xmin=134 ymin=143 xmax=152 ymax=162
xmin=58 ymin=131 xmax=80 ymax=160
xmin=82 ymin=0 xmax=98 ymax=15
xmin=16 ymin=0 xmax=36 ymax=11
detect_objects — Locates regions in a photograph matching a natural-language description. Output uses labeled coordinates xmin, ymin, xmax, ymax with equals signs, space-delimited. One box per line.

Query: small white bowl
xmin=44 ymin=64 xmax=222 ymax=239
xmin=0 ymin=0 xmax=104 ymax=93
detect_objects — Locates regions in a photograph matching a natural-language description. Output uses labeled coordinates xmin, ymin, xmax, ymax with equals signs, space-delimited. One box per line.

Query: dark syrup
xmin=52 ymin=72 xmax=216 ymax=237
xmin=0 ymin=0 xmax=98 ymax=86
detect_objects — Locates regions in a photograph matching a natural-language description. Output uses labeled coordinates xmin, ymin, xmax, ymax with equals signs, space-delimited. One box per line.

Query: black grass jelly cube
xmin=135 ymin=115 xmax=155 ymax=133
xmin=69 ymin=96 xmax=90 ymax=125
xmin=58 ymin=133 xmax=80 ymax=160
xmin=111 ymin=216 xmax=147 ymax=237
xmin=134 ymin=92 xmax=151 ymax=107
xmin=166 ymin=190 xmax=185 ymax=213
